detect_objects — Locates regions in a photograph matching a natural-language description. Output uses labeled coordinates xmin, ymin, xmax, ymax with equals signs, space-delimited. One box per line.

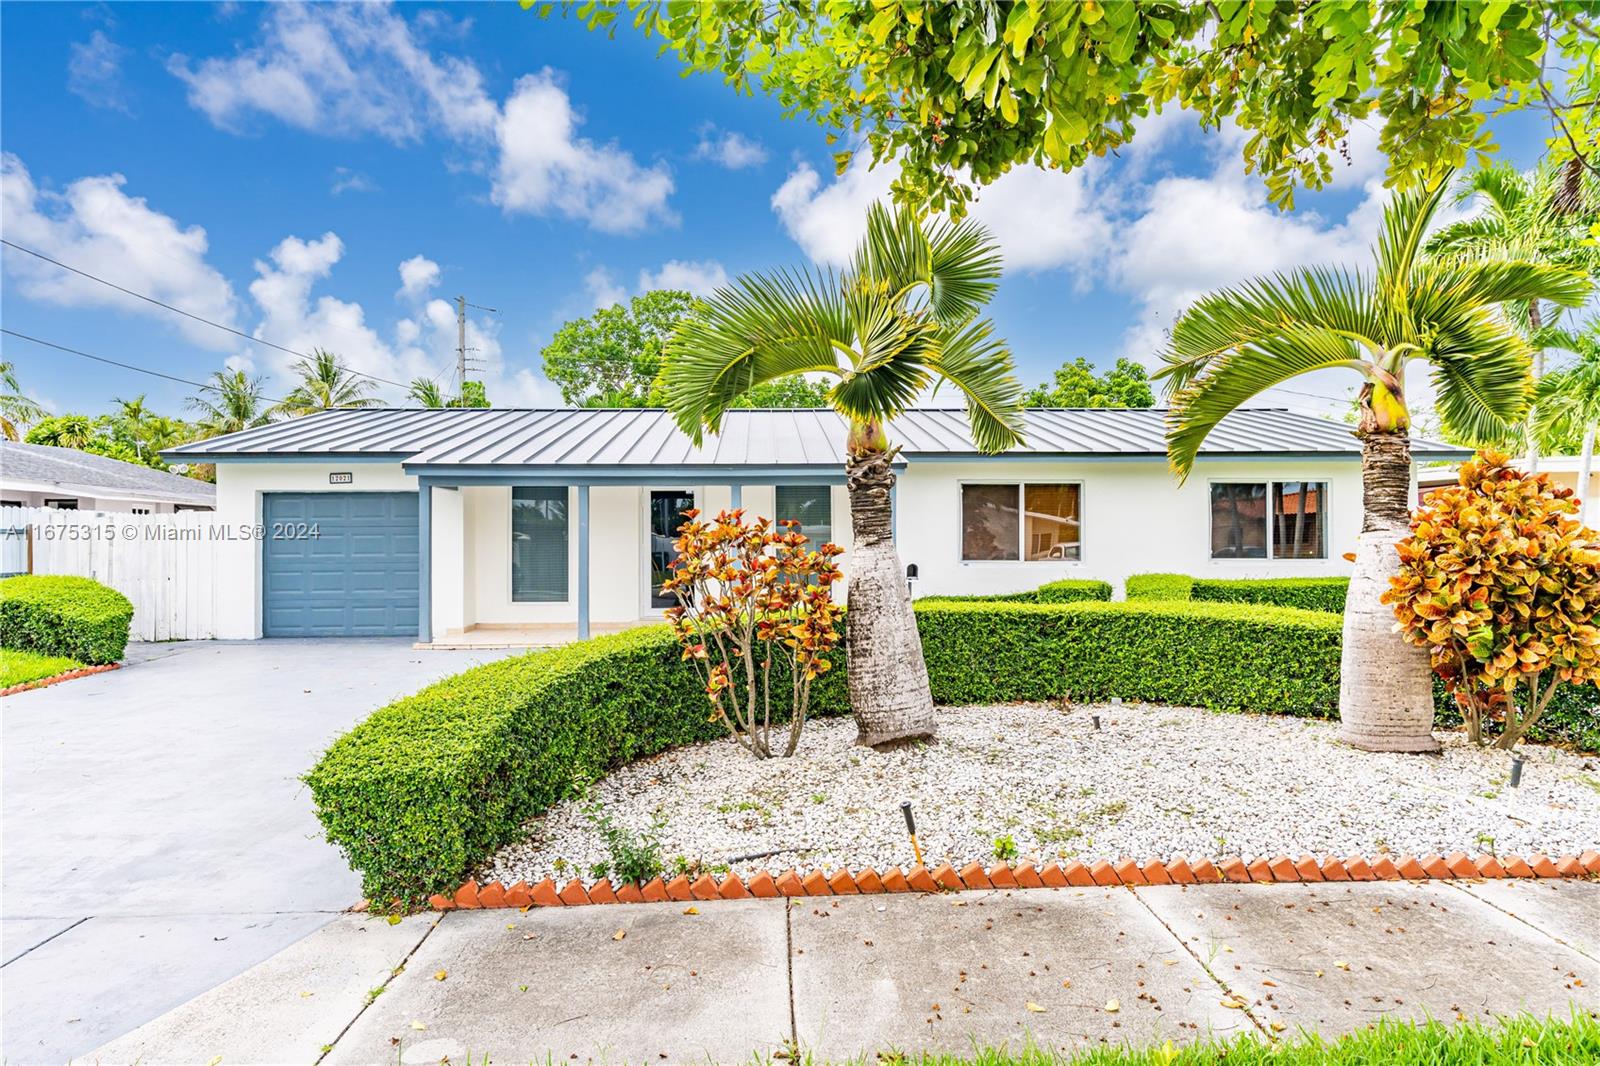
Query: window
xmin=774 ymin=486 xmax=832 ymax=546
xmin=961 ymin=483 xmax=1081 ymax=562
xmin=1210 ymin=481 xmax=1327 ymax=560
xmin=44 ymin=498 xmax=79 ymax=510
xmin=131 ymin=508 xmax=152 ymax=516
xmin=512 ymin=487 xmax=568 ymax=602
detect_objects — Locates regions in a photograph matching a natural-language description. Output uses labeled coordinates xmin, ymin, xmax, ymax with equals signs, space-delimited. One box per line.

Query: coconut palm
xmin=1427 ymin=160 xmax=1600 ymax=469
xmin=187 ymin=370 xmax=271 ymax=436
xmin=1156 ymin=176 xmax=1591 ymax=754
xmin=0 ymin=360 xmax=45 ymax=440
xmin=408 ymin=377 xmax=448 ymax=408
xmin=660 ymin=202 xmax=1026 ymax=748
xmin=272 ymin=349 xmax=383 ymax=417
xmin=1533 ymin=323 xmax=1600 ymax=528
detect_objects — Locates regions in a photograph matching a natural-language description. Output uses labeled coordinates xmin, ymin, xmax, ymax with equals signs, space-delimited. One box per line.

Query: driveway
xmin=1 ymin=639 xmax=519 ymax=1064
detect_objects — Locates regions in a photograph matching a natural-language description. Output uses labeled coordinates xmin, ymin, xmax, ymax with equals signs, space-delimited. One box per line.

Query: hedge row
xmin=1125 ymin=572 xmax=1350 ymax=613
xmin=308 ymin=599 xmax=1337 ymax=903
xmin=0 ymin=575 xmax=133 ymax=664
xmin=917 ymin=578 xmax=1112 ymax=605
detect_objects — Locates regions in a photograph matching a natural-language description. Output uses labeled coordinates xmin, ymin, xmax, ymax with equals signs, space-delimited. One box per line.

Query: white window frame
xmin=957 ymin=479 xmax=1086 ymax=565
xmin=1206 ymin=478 xmax=1329 ymax=563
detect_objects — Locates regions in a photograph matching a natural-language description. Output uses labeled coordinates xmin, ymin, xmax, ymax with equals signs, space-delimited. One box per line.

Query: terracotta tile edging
xmin=0 ymin=662 xmax=121 ymax=698
xmin=422 ymin=852 xmax=1598 ymax=912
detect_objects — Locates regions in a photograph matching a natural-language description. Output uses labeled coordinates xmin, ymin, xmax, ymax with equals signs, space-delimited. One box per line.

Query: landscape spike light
xmin=900 ymin=801 xmax=924 ymax=867
xmin=1509 ymin=754 xmax=1525 ymax=788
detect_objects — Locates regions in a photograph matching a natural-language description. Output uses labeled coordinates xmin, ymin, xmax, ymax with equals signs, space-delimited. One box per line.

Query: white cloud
xmin=694 ymin=125 xmax=768 ymax=169
xmin=330 ymin=166 xmax=377 ymax=195
xmin=771 ymin=151 xmax=1111 ymax=275
xmin=68 ymin=30 xmax=131 ymax=113
xmin=170 ymin=5 xmax=675 ymax=234
xmin=397 ymin=254 xmax=440 ymax=299
xmin=0 ymin=153 xmax=240 ymax=350
xmin=637 ymin=259 xmax=729 ymax=296
xmin=492 ymin=70 xmax=675 ymax=233
xmin=167 ymin=2 xmax=497 ymax=143
xmin=584 ymin=267 xmax=627 ymax=309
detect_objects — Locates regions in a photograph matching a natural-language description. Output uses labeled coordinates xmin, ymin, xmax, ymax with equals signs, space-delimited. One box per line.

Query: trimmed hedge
xmin=1123 ymin=572 xmax=1349 ymax=613
xmin=1124 ymin=573 xmax=1193 ymax=601
xmin=309 ymin=599 xmax=1338 ymax=902
xmin=918 ymin=578 xmax=1113 ymax=605
xmin=0 ymin=575 xmax=133 ymax=664
xmin=307 ymin=626 xmax=848 ymax=902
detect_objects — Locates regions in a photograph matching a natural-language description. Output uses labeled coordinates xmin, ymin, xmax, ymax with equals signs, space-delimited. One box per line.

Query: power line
xmin=0 ymin=328 xmax=290 ymax=406
xmin=0 ymin=238 xmax=421 ymax=393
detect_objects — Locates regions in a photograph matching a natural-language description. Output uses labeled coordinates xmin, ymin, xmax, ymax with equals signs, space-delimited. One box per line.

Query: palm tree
xmin=660 ymin=203 xmax=1026 ymax=748
xmin=408 ymin=377 xmax=448 ymax=408
xmin=0 ymin=360 xmax=46 ymax=440
xmin=1533 ymin=323 xmax=1600 ymax=528
xmin=1427 ymin=160 xmax=1600 ymax=470
xmin=187 ymin=370 xmax=271 ymax=436
xmin=272 ymin=349 xmax=383 ymax=417
xmin=1156 ymin=176 xmax=1591 ymax=754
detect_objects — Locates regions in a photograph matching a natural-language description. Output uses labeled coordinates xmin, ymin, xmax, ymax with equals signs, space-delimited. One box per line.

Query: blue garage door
xmin=262 ymin=492 xmax=419 ymax=637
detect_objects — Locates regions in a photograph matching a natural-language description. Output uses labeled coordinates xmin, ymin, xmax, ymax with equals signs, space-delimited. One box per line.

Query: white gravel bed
xmin=479 ymin=702 xmax=1600 ymax=887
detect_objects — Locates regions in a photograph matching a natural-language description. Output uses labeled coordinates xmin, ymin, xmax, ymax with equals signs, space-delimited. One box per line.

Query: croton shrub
xmin=662 ymin=508 xmax=844 ymax=758
xmin=1384 ymin=452 xmax=1600 ymax=749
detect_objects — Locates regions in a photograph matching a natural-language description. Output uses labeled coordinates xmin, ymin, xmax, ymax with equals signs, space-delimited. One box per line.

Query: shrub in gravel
xmin=305 ymin=625 xmax=848 ymax=904
xmin=1123 ymin=573 xmax=1194 ymax=601
xmin=918 ymin=578 xmax=1112 ymax=605
xmin=913 ymin=599 xmax=1342 ymax=716
xmin=0 ymin=575 xmax=133 ymax=664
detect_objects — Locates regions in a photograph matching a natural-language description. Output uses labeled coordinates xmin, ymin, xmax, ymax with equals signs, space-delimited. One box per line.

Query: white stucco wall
xmin=210 ymin=456 xmax=1358 ymax=638
xmin=894 ymin=457 xmax=1360 ymax=599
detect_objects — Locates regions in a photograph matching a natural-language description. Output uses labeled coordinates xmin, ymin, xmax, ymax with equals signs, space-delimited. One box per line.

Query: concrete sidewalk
xmin=85 ymin=878 xmax=1598 ymax=1065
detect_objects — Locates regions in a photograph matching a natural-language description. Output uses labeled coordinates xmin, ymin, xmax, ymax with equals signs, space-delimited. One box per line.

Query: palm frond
xmin=923 ymin=212 xmax=1002 ymax=326
xmin=1165 ymin=327 xmax=1368 ymax=478
xmin=1376 ymin=175 xmax=1454 ymax=289
xmin=922 ymin=317 xmax=1025 ymax=453
xmin=1426 ymin=318 xmax=1534 ymax=445
xmin=660 ymin=267 xmax=850 ymax=442
xmin=852 ymin=203 xmax=931 ymax=300
xmin=1411 ymin=259 xmax=1593 ymax=322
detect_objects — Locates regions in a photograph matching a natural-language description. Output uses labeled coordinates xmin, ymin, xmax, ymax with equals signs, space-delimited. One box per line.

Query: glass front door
xmin=649 ymin=490 xmax=695 ymax=608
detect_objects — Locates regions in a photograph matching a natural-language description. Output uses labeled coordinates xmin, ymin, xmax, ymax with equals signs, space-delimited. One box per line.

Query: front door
xmin=648 ymin=489 xmax=695 ymax=609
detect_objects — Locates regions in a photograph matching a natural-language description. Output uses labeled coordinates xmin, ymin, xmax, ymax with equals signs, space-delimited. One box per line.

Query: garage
xmin=262 ymin=492 xmax=419 ymax=637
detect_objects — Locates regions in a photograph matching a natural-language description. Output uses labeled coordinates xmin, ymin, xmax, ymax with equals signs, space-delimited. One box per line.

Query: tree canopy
xmin=542 ymin=288 xmax=830 ymax=408
xmin=1025 ymin=356 xmax=1153 ymax=408
xmin=557 ymin=1 xmax=1600 ymax=212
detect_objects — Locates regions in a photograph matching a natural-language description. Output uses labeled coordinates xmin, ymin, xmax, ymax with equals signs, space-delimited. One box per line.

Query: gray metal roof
xmin=1 ymin=441 xmax=217 ymax=505
xmin=164 ymin=407 xmax=1469 ymax=467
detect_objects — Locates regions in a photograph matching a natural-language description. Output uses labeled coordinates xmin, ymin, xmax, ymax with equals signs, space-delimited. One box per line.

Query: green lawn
xmin=0 ymin=647 xmax=87 ymax=688
xmin=846 ymin=1013 xmax=1599 ymax=1065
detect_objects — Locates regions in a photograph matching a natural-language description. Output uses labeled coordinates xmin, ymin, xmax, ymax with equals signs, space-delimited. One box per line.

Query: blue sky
xmin=0 ymin=2 xmax=1560 ymax=423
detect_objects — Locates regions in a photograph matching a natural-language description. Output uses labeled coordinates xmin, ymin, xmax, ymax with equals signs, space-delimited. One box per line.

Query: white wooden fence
xmin=1 ymin=507 xmax=224 ymax=641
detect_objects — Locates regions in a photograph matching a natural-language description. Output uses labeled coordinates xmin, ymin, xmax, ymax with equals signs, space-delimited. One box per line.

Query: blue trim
xmin=577 ymin=484 xmax=590 ymax=641
xmin=729 ymin=483 xmax=743 ymax=508
xmin=418 ymin=480 xmax=432 ymax=643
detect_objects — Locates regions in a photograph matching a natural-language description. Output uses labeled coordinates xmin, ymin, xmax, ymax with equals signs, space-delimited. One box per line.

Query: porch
xmin=415 ymin=620 xmax=652 ymax=650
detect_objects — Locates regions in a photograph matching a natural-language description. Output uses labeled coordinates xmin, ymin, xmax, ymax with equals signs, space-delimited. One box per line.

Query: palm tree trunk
xmin=1580 ymin=424 xmax=1596 ymax=530
xmin=1338 ymin=430 xmax=1440 ymax=753
xmin=1526 ymin=301 xmax=1544 ymax=475
xmin=844 ymin=424 xmax=937 ymax=748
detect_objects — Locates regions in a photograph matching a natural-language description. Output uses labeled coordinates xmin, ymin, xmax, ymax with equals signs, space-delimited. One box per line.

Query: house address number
xmin=329 ymin=472 xmax=353 ymax=485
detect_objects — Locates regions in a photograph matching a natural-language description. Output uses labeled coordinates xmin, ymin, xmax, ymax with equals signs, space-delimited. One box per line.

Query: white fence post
xmin=0 ymin=506 xmax=223 ymax=642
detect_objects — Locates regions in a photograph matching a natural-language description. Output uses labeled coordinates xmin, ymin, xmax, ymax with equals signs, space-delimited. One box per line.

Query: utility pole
xmin=455 ymin=295 xmax=468 ymax=400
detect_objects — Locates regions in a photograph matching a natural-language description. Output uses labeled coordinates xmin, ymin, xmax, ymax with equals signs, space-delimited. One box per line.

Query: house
xmin=164 ymin=407 xmax=1469 ymax=644
xmin=0 ymin=440 xmax=216 ymax=513
xmin=1419 ymin=454 xmax=1596 ymax=522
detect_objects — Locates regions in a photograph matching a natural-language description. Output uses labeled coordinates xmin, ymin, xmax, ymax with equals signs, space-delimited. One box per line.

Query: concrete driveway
xmin=1 ymin=639 xmax=519 ymax=1065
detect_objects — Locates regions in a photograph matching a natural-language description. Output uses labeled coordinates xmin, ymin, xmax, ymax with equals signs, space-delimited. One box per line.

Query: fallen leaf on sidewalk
xmin=1061 ymin=979 xmax=1072 ymax=988
xmin=1261 ymin=979 xmax=1277 ymax=987
xmin=683 ymin=906 xmax=699 ymax=915
xmin=410 ymin=1020 xmax=427 ymax=1031
xmin=299 ymin=991 xmax=314 ymax=998
xmin=1270 ymin=1022 xmax=1286 ymax=1033
xmin=1334 ymin=961 xmax=1350 ymax=971
xmin=386 ymin=914 xmax=402 ymax=926
xmin=433 ymin=970 xmax=448 ymax=981
xmin=1314 ymin=970 xmax=1324 ymax=978
xmin=1103 ymin=998 xmax=1120 ymax=1013
xmin=1025 ymin=1001 xmax=1046 ymax=1013
xmin=1220 ymin=996 xmax=1248 ymax=1009
xmin=613 ymin=929 xmax=627 ymax=941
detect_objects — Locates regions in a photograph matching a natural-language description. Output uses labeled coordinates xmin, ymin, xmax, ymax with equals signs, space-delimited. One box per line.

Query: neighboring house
xmin=1419 ymin=455 xmax=1598 ymax=511
xmin=165 ymin=407 xmax=1469 ymax=643
xmin=0 ymin=440 xmax=216 ymax=513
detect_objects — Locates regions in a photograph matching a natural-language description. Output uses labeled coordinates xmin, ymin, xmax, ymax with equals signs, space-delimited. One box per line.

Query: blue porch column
xmin=729 ymin=482 xmax=743 ymax=509
xmin=576 ymin=483 xmax=590 ymax=640
xmin=418 ymin=479 xmax=432 ymax=644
